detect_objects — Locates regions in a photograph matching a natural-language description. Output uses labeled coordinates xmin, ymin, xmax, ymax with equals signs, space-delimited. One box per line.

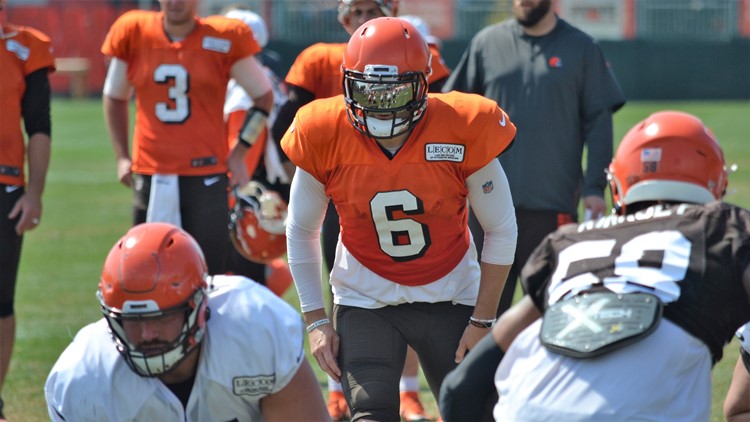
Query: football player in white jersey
xmin=44 ymin=222 xmax=328 ymax=421
xmin=440 ymin=111 xmax=750 ymax=421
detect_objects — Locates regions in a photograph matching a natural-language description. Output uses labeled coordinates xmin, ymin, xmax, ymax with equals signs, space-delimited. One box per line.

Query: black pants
xmin=133 ymin=174 xmax=230 ymax=275
xmin=469 ymin=208 xmax=571 ymax=317
xmin=0 ymin=186 xmax=23 ymax=317
xmin=335 ymin=302 xmax=473 ymax=422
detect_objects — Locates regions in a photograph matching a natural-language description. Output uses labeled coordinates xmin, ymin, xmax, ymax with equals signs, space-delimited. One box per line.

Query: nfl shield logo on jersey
xmin=482 ymin=181 xmax=494 ymax=194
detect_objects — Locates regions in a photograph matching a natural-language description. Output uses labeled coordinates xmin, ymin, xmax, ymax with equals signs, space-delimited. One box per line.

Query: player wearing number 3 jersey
xmin=439 ymin=110 xmax=750 ymax=422
xmin=101 ymin=0 xmax=273 ymax=275
xmin=281 ymin=17 xmax=517 ymax=421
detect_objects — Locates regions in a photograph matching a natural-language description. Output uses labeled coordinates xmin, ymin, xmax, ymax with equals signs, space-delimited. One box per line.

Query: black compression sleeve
xmin=21 ymin=67 xmax=52 ymax=137
xmin=439 ymin=333 xmax=504 ymax=422
xmin=270 ymin=85 xmax=315 ymax=156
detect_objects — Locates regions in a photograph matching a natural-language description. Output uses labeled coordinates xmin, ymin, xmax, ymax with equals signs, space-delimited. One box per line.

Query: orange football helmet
xmin=608 ymin=111 xmax=728 ymax=214
xmin=229 ymin=181 xmax=288 ymax=264
xmin=98 ymin=222 xmax=209 ymax=377
xmin=342 ymin=17 xmax=432 ymax=139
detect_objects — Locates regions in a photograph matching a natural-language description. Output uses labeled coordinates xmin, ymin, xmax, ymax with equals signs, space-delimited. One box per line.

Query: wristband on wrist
xmin=238 ymin=106 xmax=269 ymax=147
xmin=306 ymin=318 xmax=331 ymax=333
xmin=469 ymin=316 xmax=496 ymax=329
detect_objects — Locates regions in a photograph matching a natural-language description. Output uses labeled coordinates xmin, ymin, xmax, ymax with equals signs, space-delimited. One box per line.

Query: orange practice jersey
xmin=282 ymin=92 xmax=516 ymax=285
xmin=0 ymin=24 xmax=55 ymax=186
xmin=101 ymin=11 xmax=260 ymax=176
xmin=284 ymin=42 xmax=346 ymax=99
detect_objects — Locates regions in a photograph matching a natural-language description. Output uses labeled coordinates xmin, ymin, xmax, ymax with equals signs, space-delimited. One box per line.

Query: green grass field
xmin=3 ymin=99 xmax=749 ymax=420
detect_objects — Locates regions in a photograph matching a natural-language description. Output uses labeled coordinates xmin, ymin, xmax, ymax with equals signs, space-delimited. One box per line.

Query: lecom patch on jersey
xmin=202 ymin=36 xmax=231 ymax=53
xmin=425 ymin=143 xmax=465 ymax=162
xmin=233 ymin=375 xmax=275 ymax=396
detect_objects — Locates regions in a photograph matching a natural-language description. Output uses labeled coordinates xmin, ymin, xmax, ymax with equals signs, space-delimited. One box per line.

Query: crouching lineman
xmin=44 ymin=222 xmax=328 ymax=421
xmin=440 ymin=110 xmax=750 ymax=421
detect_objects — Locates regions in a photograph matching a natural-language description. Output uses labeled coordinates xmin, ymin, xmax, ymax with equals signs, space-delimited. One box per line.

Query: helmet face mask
xmin=343 ymin=64 xmax=427 ymax=139
xmin=608 ymin=111 xmax=728 ymax=214
xmin=229 ymin=181 xmax=287 ymax=264
xmin=99 ymin=289 xmax=207 ymax=377
xmin=98 ymin=223 xmax=209 ymax=377
xmin=342 ymin=17 xmax=432 ymax=140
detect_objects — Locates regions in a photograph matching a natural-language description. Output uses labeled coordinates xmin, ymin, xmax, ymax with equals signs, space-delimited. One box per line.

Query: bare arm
xmin=102 ymin=57 xmax=133 ymax=187
xmin=103 ymin=96 xmax=132 ymax=187
xmin=492 ymin=296 xmax=542 ymax=351
xmin=260 ymin=359 xmax=330 ymax=422
xmin=454 ymin=262 xmax=511 ymax=363
xmin=228 ymin=56 xmax=274 ymax=187
xmin=725 ymin=356 xmax=750 ymax=421
xmin=10 ymin=133 xmax=50 ymax=234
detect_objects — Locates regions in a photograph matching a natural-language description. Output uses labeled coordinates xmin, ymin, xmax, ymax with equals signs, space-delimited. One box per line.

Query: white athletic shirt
xmin=45 ymin=276 xmax=305 ymax=421
xmin=494 ymin=318 xmax=712 ymax=421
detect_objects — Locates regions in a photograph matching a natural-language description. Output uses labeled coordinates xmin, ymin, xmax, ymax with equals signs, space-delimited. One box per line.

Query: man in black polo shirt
xmin=443 ymin=0 xmax=625 ymax=317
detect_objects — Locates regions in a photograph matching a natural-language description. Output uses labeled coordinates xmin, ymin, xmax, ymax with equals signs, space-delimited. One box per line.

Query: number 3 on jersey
xmin=154 ymin=64 xmax=190 ymax=123
xmin=371 ymin=190 xmax=431 ymax=262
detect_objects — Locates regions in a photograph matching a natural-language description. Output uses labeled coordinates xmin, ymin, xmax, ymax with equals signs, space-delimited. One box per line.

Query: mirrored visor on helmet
xmin=349 ymin=79 xmax=417 ymax=111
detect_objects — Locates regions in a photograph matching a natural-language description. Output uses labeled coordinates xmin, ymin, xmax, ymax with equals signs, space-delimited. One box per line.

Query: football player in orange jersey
xmin=281 ymin=17 xmax=518 ymax=422
xmin=101 ymin=0 xmax=273 ymax=275
xmin=272 ymin=2 xmax=450 ymax=420
xmin=0 ymin=0 xmax=55 ymax=417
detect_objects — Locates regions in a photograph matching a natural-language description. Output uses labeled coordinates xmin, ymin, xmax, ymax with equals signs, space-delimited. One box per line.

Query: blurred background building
xmin=3 ymin=0 xmax=749 ymax=99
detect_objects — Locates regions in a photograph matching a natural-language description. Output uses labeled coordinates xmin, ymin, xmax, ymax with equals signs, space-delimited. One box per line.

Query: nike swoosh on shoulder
xmin=499 ymin=112 xmax=507 ymax=127
xmin=204 ymin=176 xmax=221 ymax=187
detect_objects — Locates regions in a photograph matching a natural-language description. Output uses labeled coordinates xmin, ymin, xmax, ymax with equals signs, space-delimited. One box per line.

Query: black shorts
xmin=0 ymin=185 xmax=24 ymax=317
xmin=132 ymin=173 xmax=230 ymax=275
xmin=335 ymin=301 xmax=473 ymax=421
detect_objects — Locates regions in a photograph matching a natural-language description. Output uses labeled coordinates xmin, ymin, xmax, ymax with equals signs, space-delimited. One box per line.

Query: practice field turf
xmin=3 ymin=99 xmax=749 ymax=420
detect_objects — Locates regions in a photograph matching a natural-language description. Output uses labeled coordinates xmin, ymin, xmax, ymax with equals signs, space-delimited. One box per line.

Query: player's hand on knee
xmin=309 ymin=324 xmax=342 ymax=381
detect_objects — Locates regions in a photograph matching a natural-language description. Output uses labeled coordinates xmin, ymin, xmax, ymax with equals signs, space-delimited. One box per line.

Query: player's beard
xmin=514 ymin=0 xmax=552 ymax=28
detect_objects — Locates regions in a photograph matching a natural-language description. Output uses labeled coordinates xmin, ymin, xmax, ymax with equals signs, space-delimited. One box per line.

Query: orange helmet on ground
xmin=229 ymin=181 xmax=288 ymax=264
xmin=98 ymin=222 xmax=209 ymax=377
xmin=608 ymin=111 xmax=728 ymax=214
xmin=265 ymin=258 xmax=293 ymax=297
xmin=342 ymin=16 xmax=432 ymax=139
